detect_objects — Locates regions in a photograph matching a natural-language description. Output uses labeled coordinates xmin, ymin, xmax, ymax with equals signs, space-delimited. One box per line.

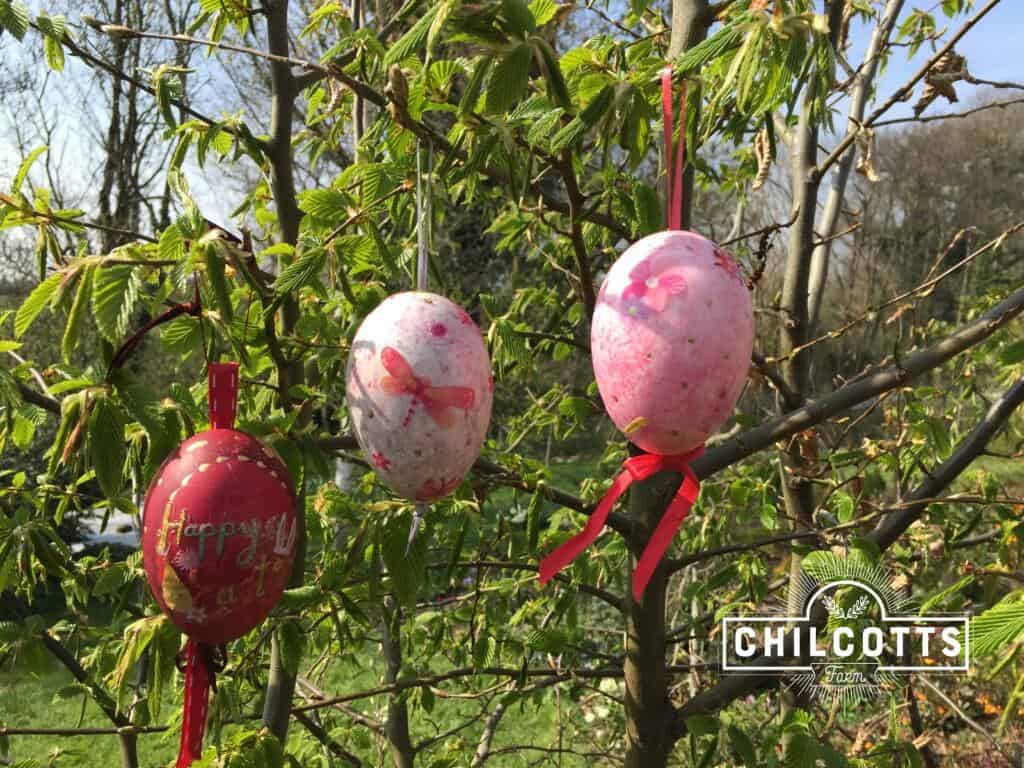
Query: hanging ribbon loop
xmin=538 ymin=445 xmax=704 ymax=601
xmin=208 ymin=362 xmax=239 ymax=430
xmin=175 ymin=640 xmax=226 ymax=767
xmin=661 ymin=65 xmax=688 ymax=231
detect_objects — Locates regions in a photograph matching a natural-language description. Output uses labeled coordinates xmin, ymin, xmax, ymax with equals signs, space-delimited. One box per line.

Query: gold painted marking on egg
xmin=216 ymin=455 xmax=231 ymax=463
xmin=256 ymin=460 xmax=267 ymax=469
xmin=237 ymin=455 xmax=251 ymax=462
xmin=198 ymin=463 xmax=211 ymax=473
xmin=623 ymin=417 xmax=648 ymax=436
xmin=185 ymin=440 xmax=209 ymax=453
xmin=180 ymin=473 xmax=193 ymax=487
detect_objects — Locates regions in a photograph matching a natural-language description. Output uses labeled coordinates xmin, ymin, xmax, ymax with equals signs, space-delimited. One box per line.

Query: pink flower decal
xmin=372 ymin=451 xmax=392 ymax=471
xmin=621 ymin=257 xmax=687 ymax=315
xmin=713 ymin=247 xmax=743 ymax=283
xmin=416 ymin=476 xmax=460 ymax=501
xmin=379 ymin=347 xmax=475 ymax=430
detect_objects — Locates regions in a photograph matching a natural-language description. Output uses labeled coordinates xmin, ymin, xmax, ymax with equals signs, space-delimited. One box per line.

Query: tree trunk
xmin=777 ymin=1 xmax=845 ymax=754
xmin=806 ymin=0 xmax=905 ymax=331
xmin=382 ymin=597 xmax=416 ymax=768
xmin=624 ymin=464 xmax=682 ymax=768
xmin=668 ymin=0 xmax=709 ymax=230
xmin=261 ymin=0 xmax=307 ymax=744
xmin=621 ymin=5 xmax=712 ymax=766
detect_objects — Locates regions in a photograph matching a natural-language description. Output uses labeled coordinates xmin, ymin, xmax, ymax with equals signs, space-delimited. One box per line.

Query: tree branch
xmin=695 ymin=282 xmax=1024 ymax=478
xmin=670 ymin=376 xmax=1024 ymax=738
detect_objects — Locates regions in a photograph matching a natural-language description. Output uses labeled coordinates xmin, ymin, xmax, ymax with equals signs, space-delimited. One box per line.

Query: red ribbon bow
xmin=177 ymin=640 xmax=226 ymax=767
xmin=538 ymin=446 xmax=704 ymax=602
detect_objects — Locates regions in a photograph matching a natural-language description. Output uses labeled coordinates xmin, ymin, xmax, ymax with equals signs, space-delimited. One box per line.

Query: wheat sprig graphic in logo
xmin=823 ymin=593 xmax=872 ymax=620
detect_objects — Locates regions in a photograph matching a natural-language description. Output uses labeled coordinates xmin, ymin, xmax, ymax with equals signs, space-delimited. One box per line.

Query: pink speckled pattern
xmin=591 ymin=230 xmax=753 ymax=454
xmin=346 ymin=292 xmax=493 ymax=501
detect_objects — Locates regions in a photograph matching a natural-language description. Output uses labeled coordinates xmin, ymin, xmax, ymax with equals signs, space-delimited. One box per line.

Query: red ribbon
xmin=661 ymin=66 xmax=688 ymax=231
xmin=208 ymin=362 xmax=239 ymax=430
xmin=177 ymin=640 xmax=223 ymax=767
xmin=538 ymin=446 xmax=704 ymax=602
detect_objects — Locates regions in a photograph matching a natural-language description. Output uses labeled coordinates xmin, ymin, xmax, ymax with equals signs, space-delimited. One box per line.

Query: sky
xmin=845 ymin=1 xmax=1024 ymax=123
xmin=0 ymin=1 xmax=1021 ymax=227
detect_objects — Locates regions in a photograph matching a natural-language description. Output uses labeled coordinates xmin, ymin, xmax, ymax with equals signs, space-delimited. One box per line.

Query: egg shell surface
xmin=346 ymin=291 xmax=494 ymax=501
xmin=141 ymin=429 xmax=297 ymax=644
xmin=590 ymin=230 xmax=754 ymax=454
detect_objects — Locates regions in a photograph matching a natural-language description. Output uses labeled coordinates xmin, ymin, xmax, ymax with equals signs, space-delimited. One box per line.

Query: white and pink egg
xmin=345 ymin=292 xmax=493 ymax=501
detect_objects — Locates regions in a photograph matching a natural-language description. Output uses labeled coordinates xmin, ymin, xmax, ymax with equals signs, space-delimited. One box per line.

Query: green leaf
xmin=43 ymin=35 xmax=64 ymax=72
xmin=727 ymin=724 xmax=758 ymax=767
xmin=382 ymin=514 xmax=426 ymax=608
xmin=549 ymin=85 xmax=613 ymax=152
xmin=161 ymin=315 xmax=200 ymax=356
xmin=558 ymin=396 xmax=594 ymax=419
xmin=14 ymin=272 xmax=61 ymax=337
xmin=273 ymin=246 xmax=326 ymax=296
xmin=89 ymin=396 xmax=125 ymax=499
xmin=159 ymin=222 xmax=186 ymax=262
xmin=91 ymin=265 xmax=141 ymax=342
xmin=384 ymin=4 xmax=440 ymax=67
xmin=782 ymin=732 xmax=818 ymax=768
xmin=635 ymin=182 xmax=662 ymax=235
xmin=532 ymin=37 xmax=572 ymax=111
xmin=0 ymin=0 xmax=30 ymax=40
xmin=501 ymin=0 xmax=536 ymax=35
xmin=528 ymin=0 xmax=559 ymax=26
xmin=276 ymin=620 xmax=306 ymax=676
xmin=203 ymin=244 xmax=234 ymax=324
xmin=526 ymin=486 xmax=543 ymax=550
xmin=298 ymin=188 xmax=346 ymax=220
xmin=485 ymin=44 xmax=533 ymax=115
xmin=110 ymin=615 xmax=165 ymax=702
xmin=833 ymin=492 xmax=855 ymax=523
xmin=11 ymin=145 xmax=47 ymax=195
xmin=685 ymin=714 xmax=718 ymax=738
xmin=62 ymin=266 xmax=94 ymax=362
xmin=579 ymin=84 xmax=614 ymax=126
xmin=458 ymin=57 xmax=492 ymax=116
xmin=971 ymin=598 xmax=1024 ymax=656
xmin=1000 ymin=340 xmax=1024 ymax=365
xmin=473 ymin=634 xmax=498 ymax=669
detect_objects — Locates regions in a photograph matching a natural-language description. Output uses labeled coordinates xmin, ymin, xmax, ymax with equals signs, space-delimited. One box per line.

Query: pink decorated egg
xmin=346 ymin=292 xmax=493 ymax=501
xmin=591 ymin=230 xmax=753 ymax=454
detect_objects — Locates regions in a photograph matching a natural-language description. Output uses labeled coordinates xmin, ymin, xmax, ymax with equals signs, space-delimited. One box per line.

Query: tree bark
xmin=260 ymin=0 xmax=308 ymax=745
xmin=668 ymin=0 xmax=709 ymax=230
xmin=624 ymin=466 xmax=680 ymax=768
xmin=806 ymin=0 xmax=905 ymax=331
xmin=777 ymin=2 xmax=844 ymax=752
xmin=381 ymin=597 xmax=416 ymax=768
xmin=619 ymin=4 xmax=712 ymax=766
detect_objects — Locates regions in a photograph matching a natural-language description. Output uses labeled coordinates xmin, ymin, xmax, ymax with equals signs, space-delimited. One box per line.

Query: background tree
xmin=1 ymin=1 xmax=1023 ymax=767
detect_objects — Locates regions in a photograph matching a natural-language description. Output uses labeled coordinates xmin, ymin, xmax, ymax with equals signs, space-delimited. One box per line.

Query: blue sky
xmin=1 ymin=1 xmax=1020 ymax=220
xmin=847 ymin=2 xmax=1024 ymax=123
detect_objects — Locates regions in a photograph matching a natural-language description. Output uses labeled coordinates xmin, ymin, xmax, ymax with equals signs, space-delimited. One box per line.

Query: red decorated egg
xmin=142 ymin=429 xmax=297 ymax=644
xmin=346 ymin=291 xmax=493 ymax=501
xmin=591 ymin=230 xmax=754 ymax=454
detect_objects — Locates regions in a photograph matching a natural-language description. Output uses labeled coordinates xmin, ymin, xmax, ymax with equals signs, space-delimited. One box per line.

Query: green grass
xmin=0 ymin=663 xmax=178 ymax=767
xmin=0 ymin=649 xmax=591 ymax=767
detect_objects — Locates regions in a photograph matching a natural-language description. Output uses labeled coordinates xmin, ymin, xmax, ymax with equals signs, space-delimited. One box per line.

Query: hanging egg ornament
xmin=346 ymin=292 xmax=493 ymax=502
xmin=591 ymin=230 xmax=753 ymax=453
xmin=141 ymin=363 xmax=297 ymax=767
